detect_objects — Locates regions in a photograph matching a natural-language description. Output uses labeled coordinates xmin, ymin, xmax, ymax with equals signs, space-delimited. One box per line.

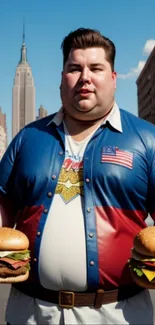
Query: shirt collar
xmin=102 ymin=102 xmax=122 ymax=132
xmin=46 ymin=106 xmax=64 ymax=127
xmin=46 ymin=102 xmax=122 ymax=133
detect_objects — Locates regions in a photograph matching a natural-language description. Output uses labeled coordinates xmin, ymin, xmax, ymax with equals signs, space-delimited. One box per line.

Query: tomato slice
xmin=143 ymin=261 xmax=155 ymax=267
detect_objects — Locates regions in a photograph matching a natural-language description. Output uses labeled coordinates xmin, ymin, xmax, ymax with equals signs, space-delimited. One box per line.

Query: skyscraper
xmin=12 ymin=27 xmax=35 ymax=138
xmin=36 ymin=105 xmax=48 ymax=120
xmin=136 ymin=46 xmax=155 ymax=124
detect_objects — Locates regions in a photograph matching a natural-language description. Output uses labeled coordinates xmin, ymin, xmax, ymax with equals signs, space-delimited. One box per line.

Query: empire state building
xmin=12 ymin=31 xmax=35 ymax=138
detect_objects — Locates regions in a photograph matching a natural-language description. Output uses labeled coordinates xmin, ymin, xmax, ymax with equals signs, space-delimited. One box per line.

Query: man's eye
xmin=69 ymin=67 xmax=81 ymax=72
xmin=92 ymin=68 xmax=102 ymax=72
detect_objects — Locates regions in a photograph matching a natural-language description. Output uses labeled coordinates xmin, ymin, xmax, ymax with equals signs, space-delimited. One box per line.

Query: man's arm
xmin=0 ymin=197 xmax=17 ymax=227
xmin=147 ymin=146 xmax=155 ymax=223
xmin=0 ymin=204 xmax=13 ymax=227
xmin=0 ymin=129 xmax=24 ymax=227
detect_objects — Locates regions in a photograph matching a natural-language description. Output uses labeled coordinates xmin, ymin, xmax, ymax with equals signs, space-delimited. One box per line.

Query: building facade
xmin=0 ymin=107 xmax=7 ymax=160
xmin=136 ymin=46 xmax=155 ymax=124
xmin=12 ymin=32 xmax=35 ymax=138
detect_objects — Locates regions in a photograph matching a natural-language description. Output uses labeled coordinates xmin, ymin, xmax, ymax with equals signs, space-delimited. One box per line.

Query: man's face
xmin=60 ymin=47 xmax=117 ymax=121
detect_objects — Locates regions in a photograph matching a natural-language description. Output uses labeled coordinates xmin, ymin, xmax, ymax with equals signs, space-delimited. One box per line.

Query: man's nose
xmin=80 ymin=69 xmax=91 ymax=83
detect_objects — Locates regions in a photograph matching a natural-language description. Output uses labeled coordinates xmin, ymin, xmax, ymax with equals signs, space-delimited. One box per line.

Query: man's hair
xmin=61 ymin=28 xmax=116 ymax=71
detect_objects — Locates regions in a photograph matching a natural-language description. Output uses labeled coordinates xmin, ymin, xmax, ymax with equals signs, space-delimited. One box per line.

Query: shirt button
xmin=59 ymin=151 xmax=63 ymax=155
xmin=90 ymin=261 xmax=95 ymax=266
xmin=52 ymin=175 xmax=56 ymax=180
xmin=34 ymin=258 xmax=37 ymax=262
xmin=47 ymin=192 xmax=52 ymax=198
xmin=87 ymin=208 xmax=91 ymax=213
xmin=37 ymin=232 xmax=41 ymax=236
xmin=86 ymin=178 xmax=90 ymax=183
xmin=89 ymin=232 xmax=94 ymax=238
xmin=44 ymin=208 xmax=48 ymax=213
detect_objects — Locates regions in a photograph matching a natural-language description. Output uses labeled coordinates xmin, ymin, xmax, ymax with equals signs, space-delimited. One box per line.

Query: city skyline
xmin=0 ymin=0 xmax=155 ymax=143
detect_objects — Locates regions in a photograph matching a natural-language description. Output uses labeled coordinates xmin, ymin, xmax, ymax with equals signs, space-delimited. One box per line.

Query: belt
xmin=13 ymin=283 xmax=144 ymax=309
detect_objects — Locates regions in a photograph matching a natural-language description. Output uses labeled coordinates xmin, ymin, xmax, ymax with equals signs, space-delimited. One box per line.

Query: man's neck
xmin=63 ymin=115 xmax=105 ymax=142
xmin=63 ymin=105 xmax=114 ymax=141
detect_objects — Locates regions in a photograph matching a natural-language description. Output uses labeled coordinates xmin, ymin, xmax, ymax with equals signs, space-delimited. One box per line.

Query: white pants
xmin=5 ymin=286 xmax=155 ymax=324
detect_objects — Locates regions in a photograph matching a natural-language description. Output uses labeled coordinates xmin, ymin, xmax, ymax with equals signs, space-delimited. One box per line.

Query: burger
xmin=129 ymin=226 xmax=155 ymax=289
xmin=0 ymin=227 xmax=30 ymax=283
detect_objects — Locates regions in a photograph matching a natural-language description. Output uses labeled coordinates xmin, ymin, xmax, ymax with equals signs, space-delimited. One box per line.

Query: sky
xmin=0 ymin=0 xmax=155 ymax=143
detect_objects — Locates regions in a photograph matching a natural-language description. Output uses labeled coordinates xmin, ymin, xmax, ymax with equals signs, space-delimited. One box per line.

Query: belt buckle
xmin=59 ymin=290 xmax=75 ymax=308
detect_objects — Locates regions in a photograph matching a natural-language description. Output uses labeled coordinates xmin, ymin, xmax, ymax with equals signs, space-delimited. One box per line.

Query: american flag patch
xmin=101 ymin=146 xmax=133 ymax=169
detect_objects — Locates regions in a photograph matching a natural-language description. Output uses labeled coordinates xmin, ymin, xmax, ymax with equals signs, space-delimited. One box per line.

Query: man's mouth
xmin=77 ymin=89 xmax=93 ymax=94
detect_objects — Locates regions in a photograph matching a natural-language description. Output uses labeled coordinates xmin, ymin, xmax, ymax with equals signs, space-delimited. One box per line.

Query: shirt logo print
xmin=55 ymin=158 xmax=84 ymax=203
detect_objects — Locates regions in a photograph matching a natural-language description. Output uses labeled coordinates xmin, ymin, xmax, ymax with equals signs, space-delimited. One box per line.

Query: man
xmin=0 ymin=28 xmax=155 ymax=324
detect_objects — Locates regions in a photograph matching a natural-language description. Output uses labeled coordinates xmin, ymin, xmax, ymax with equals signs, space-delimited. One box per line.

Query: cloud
xmin=118 ymin=39 xmax=155 ymax=80
xmin=143 ymin=39 xmax=155 ymax=56
xmin=118 ymin=60 xmax=146 ymax=79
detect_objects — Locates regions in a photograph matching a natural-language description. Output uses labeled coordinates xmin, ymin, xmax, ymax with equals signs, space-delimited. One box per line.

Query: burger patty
xmin=0 ymin=266 xmax=27 ymax=277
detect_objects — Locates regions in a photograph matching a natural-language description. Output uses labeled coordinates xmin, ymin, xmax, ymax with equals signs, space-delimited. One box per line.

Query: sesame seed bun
xmin=134 ymin=226 xmax=155 ymax=257
xmin=0 ymin=270 xmax=29 ymax=283
xmin=0 ymin=227 xmax=29 ymax=251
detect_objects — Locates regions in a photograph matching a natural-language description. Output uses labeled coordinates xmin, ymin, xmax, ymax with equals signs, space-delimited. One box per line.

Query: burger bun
xmin=0 ymin=270 xmax=29 ymax=284
xmin=134 ymin=226 xmax=155 ymax=257
xmin=0 ymin=227 xmax=29 ymax=251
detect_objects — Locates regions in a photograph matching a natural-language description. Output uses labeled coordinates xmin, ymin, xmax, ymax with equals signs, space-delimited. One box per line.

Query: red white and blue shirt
xmin=0 ymin=103 xmax=155 ymax=291
xmin=1 ymin=103 xmax=155 ymax=324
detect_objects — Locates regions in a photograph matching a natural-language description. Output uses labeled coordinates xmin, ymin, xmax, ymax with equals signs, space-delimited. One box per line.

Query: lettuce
xmin=6 ymin=250 xmax=30 ymax=260
xmin=26 ymin=263 xmax=31 ymax=271
xmin=133 ymin=267 xmax=143 ymax=277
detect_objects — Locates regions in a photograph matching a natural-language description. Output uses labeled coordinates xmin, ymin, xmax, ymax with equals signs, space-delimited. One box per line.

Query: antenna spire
xmin=23 ymin=20 xmax=25 ymax=44
xmin=19 ymin=20 xmax=27 ymax=64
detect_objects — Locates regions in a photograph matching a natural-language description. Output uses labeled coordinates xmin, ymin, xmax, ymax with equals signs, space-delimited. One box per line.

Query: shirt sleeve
xmin=147 ymin=148 xmax=155 ymax=223
xmin=0 ymin=129 xmax=25 ymax=226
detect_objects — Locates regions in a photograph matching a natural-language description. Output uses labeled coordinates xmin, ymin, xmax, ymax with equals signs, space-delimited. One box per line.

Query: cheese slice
xmin=142 ymin=269 xmax=155 ymax=282
xmin=0 ymin=251 xmax=19 ymax=258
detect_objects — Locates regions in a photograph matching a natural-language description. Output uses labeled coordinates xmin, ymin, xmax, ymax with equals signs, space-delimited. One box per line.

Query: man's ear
xmin=112 ymin=71 xmax=117 ymax=89
xmin=59 ymin=71 xmax=63 ymax=89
